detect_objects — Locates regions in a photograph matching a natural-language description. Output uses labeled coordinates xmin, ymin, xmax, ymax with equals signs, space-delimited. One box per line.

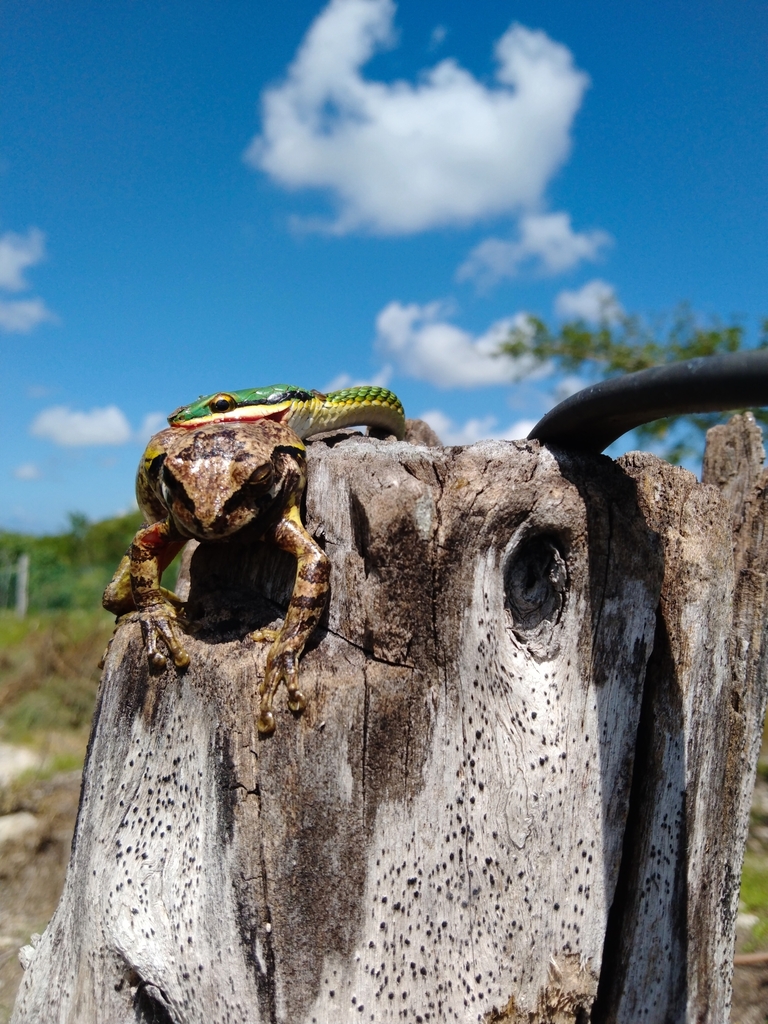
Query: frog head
xmin=153 ymin=422 xmax=304 ymax=541
xmin=167 ymin=385 xmax=318 ymax=429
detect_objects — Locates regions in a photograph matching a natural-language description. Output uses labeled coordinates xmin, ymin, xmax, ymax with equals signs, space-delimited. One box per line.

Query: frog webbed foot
xmin=256 ymin=645 xmax=307 ymax=735
xmin=137 ymin=601 xmax=191 ymax=670
xmin=250 ymin=627 xmax=281 ymax=644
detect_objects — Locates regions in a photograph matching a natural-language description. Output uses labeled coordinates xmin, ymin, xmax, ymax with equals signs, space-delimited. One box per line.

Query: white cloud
xmin=247 ymin=0 xmax=589 ymax=234
xmin=551 ymin=374 xmax=587 ymax=403
xmin=375 ymin=300 xmax=539 ymax=387
xmin=429 ymin=25 xmax=447 ymax=49
xmin=30 ymin=406 xmax=133 ymax=446
xmin=554 ymin=278 xmax=623 ymax=322
xmin=0 ymin=228 xmax=46 ymax=291
xmin=13 ymin=463 xmax=42 ymax=481
xmin=457 ymin=212 xmax=610 ymax=285
xmin=0 ymin=298 xmax=57 ymax=333
xmin=503 ymin=417 xmax=538 ymax=440
xmin=323 ymin=366 xmax=392 ymax=392
xmin=420 ymin=410 xmax=496 ymax=445
xmin=421 ymin=409 xmax=537 ymax=445
xmin=137 ymin=412 xmax=168 ymax=442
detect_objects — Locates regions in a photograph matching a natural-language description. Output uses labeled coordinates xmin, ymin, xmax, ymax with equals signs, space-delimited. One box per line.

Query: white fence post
xmin=15 ymin=553 xmax=29 ymax=618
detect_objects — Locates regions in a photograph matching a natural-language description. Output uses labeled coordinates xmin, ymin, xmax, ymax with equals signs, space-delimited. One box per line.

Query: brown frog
xmin=102 ymin=419 xmax=330 ymax=734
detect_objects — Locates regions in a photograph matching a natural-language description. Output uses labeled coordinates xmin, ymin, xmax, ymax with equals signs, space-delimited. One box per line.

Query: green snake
xmin=168 ymin=384 xmax=406 ymax=440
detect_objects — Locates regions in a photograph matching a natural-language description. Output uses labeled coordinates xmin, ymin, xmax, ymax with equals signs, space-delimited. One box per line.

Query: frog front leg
xmin=102 ymin=546 xmax=186 ymax=616
xmin=252 ymin=504 xmax=330 ymax=734
xmin=125 ymin=519 xmax=190 ymax=670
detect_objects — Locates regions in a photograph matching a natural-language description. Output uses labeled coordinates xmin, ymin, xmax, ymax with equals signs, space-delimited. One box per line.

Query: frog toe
xmin=257 ymin=709 xmax=276 ymax=735
xmin=158 ymin=628 xmax=189 ymax=668
xmin=250 ymin=627 xmax=281 ymax=644
xmin=257 ymin=647 xmax=306 ymax=730
xmin=138 ymin=603 xmax=190 ymax=671
xmin=287 ymin=689 xmax=306 ymax=713
xmin=142 ymin=623 xmax=168 ymax=670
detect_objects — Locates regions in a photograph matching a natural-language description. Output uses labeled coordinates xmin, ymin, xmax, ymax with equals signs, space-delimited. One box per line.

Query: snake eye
xmin=209 ymin=393 xmax=236 ymax=413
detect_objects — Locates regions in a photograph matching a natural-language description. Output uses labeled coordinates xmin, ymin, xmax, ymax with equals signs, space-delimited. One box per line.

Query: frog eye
xmin=248 ymin=464 xmax=273 ymax=487
xmin=209 ymin=393 xmax=237 ymax=413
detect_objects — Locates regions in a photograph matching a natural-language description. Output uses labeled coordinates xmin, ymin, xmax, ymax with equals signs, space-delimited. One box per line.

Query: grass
xmin=0 ymin=608 xmax=114 ymax=757
xmin=739 ymin=751 xmax=768 ymax=952
xmin=740 ymin=853 xmax=768 ymax=952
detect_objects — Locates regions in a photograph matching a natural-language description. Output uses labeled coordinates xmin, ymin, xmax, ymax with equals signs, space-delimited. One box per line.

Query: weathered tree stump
xmin=11 ymin=416 xmax=768 ymax=1023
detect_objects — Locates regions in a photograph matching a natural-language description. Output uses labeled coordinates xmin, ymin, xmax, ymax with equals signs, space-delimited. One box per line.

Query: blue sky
xmin=2 ymin=0 xmax=766 ymax=531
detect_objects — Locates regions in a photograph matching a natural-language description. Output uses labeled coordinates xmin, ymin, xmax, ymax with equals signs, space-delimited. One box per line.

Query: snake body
xmin=168 ymin=384 xmax=405 ymax=440
xmin=528 ymin=350 xmax=768 ymax=453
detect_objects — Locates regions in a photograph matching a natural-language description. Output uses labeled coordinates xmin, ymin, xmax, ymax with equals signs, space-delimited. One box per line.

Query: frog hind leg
xmin=252 ymin=503 xmax=330 ymax=735
xmin=101 ymin=526 xmax=189 ymax=670
xmin=103 ymin=539 xmax=187 ymax=615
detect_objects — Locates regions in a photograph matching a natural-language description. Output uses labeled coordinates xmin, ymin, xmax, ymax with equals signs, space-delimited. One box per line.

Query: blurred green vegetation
xmin=0 ymin=510 xmax=178 ymax=613
xmin=0 ymin=610 xmax=112 ymax=744
xmin=739 ymin=853 xmax=768 ymax=952
xmin=0 ymin=510 xmax=183 ymax=756
xmin=0 ymin=510 xmax=142 ymax=612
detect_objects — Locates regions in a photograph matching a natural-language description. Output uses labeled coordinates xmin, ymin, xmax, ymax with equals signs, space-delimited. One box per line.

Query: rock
xmin=0 ymin=745 xmax=40 ymax=788
xmin=0 ymin=813 xmax=39 ymax=849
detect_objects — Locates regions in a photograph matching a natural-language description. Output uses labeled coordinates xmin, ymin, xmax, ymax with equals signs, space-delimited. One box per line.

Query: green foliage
xmin=0 ymin=610 xmax=112 ymax=743
xmin=0 ymin=510 xmax=144 ymax=613
xmin=739 ymin=852 xmax=768 ymax=952
xmin=500 ymin=307 xmax=768 ymax=463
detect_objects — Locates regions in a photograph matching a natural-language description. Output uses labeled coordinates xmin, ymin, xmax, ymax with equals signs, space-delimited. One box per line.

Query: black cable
xmin=527 ymin=350 xmax=768 ymax=454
